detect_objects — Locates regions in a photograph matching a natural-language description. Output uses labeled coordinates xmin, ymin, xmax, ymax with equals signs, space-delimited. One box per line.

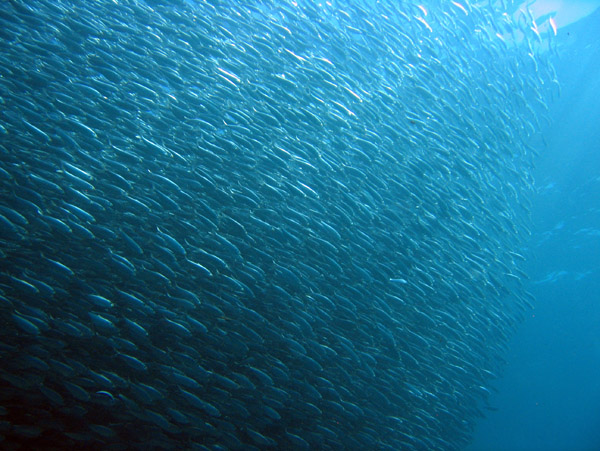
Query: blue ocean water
xmin=469 ymin=8 xmax=600 ymax=451
xmin=0 ymin=0 xmax=595 ymax=449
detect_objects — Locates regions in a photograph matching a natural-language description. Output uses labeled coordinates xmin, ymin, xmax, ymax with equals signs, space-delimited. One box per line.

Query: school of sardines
xmin=0 ymin=0 xmax=555 ymax=449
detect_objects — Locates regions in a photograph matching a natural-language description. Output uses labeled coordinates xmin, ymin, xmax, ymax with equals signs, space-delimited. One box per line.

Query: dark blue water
xmin=469 ymin=8 xmax=600 ymax=451
xmin=0 ymin=1 xmax=594 ymax=448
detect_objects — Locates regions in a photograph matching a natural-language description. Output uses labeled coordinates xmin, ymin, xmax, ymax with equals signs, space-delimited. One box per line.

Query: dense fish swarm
xmin=0 ymin=0 xmax=555 ymax=449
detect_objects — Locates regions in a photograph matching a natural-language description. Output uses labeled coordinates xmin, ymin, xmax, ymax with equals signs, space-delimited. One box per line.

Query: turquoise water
xmin=1 ymin=0 xmax=586 ymax=449
xmin=470 ymin=9 xmax=600 ymax=451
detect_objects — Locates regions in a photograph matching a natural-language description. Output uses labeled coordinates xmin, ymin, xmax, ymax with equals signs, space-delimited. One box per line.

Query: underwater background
xmin=0 ymin=0 xmax=597 ymax=450
xmin=470 ymin=7 xmax=600 ymax=451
